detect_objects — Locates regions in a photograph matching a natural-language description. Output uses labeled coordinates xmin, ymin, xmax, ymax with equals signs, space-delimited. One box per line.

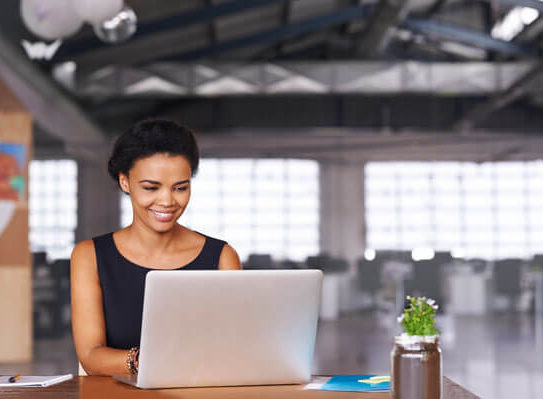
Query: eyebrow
xmin=138 ymin=179 xmax=190 ymax=185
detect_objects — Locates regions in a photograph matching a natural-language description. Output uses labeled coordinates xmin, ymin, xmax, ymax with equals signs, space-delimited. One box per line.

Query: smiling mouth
xmin=150 ymin=209 xmax=177 ymax=222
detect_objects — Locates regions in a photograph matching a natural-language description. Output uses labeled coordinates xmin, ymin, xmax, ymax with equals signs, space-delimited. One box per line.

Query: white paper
xmin=304 ymin=376 xmax=332 ymax=390
xmin=0 ymin=374 xmax=73 ymax=387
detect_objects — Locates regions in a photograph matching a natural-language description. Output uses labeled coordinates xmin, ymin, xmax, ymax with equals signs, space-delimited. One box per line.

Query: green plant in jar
xmin=397 ymin=296 xmax=440 ymax=336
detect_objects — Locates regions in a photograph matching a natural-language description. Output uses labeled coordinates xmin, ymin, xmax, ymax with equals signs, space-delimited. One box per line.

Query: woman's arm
xmin=70 ymin=239 xmax=131 ymax=376
xmin=218 ymin=244 xmax=242 ymax=270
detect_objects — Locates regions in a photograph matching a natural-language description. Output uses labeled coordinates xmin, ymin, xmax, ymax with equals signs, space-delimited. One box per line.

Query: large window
xmin=121 ymin=159 xmax=319 ymax=261
xmin=29 ymin=160 xmax=78 ymax=260
xmin=366 ymin=161 xmax=543 ymax=260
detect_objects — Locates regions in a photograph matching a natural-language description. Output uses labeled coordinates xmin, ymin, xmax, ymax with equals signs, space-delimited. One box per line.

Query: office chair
xmin=357 ymin=257 xmax=382 ymax=308
xmin=244 ymin=254 xmax=273 ymax=269
xmin=33 ymin=257 xmax=71 ymax=338
xmin=493 ymin=258 xmax=522 ymax=312
xmin=306 ymin=253 xmax=331 ymax=272
xmin=406 ymin=258 xmax=444 ymax=310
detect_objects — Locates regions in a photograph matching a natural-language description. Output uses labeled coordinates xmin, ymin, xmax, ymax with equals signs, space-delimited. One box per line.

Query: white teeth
xmin=152 ymin=210 xmax=174 ymax=217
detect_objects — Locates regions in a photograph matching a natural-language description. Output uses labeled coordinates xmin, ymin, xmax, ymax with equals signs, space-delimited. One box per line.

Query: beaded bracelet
xmin=126 ymin=346 xmax=139 ymax=375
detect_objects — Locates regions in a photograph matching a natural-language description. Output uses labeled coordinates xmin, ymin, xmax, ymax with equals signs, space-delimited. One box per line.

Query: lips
xmin=150 ymin=209 xmax=177 ymax=223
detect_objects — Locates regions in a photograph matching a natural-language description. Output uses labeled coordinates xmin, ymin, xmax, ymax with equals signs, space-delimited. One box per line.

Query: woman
xmin=71 ymin=120 xmax=241 ymax=376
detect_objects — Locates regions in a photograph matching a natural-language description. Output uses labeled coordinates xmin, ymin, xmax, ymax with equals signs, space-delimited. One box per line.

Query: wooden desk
xmin=0 ymin=376 xmax=479 ymax=399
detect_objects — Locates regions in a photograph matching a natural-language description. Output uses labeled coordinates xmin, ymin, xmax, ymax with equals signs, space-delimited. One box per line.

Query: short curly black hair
xmin=108 ymin=119 xmax=199 ymax=187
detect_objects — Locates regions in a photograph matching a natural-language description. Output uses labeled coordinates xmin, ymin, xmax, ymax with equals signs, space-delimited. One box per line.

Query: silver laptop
xmin=114 ymin=269 xmax=323 ymax=389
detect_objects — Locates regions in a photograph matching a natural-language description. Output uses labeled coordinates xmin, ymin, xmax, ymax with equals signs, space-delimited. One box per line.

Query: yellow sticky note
xmin=358 ymin=376 xmax=391 ymax=385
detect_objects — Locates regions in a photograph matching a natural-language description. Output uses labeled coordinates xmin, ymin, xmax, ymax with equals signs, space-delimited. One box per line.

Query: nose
xmin=157 ymin=187 xmax=175 ymax=207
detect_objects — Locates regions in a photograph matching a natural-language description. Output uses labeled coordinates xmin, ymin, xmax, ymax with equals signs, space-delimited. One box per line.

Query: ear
xmin=119 ymin=173 xmax=130 ymax=194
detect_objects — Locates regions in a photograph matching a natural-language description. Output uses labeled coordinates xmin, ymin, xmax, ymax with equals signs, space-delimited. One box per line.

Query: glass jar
xmin=391 ymin=335 xmax=442 ymax=399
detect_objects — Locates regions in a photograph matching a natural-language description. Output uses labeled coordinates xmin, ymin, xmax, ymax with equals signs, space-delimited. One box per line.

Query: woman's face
xmin=119 ymin=153 xmax=192 ymax=233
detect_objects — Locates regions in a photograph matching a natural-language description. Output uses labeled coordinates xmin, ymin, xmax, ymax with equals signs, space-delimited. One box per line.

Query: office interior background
xmin=2 ymin=0 xmax=543 ymax=397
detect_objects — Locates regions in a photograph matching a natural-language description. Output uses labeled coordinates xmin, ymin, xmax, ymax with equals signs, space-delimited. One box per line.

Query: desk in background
xmin=0 ymin=376 xmax=480 ymax=399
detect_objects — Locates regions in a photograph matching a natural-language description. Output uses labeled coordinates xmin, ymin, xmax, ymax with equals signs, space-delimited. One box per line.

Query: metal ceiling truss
xmin=158 ymin=6 xmax=371 ymax=62
xmin=51 ymin=0 xmax=541 ymax=68
xmin=402 ymin=17 xmax=538 ymax=57
xmin=56 ymin=0 xmax=282 ymax=61
xmin=59 ymin=61 xmax=535 ymax=99
xmin=274 ymin=0 xmax=292 ymax=56
xmin=419 ymin=0 xmax=448 ymax=18
xmin=0 ymin=27 xmax=107 ymax=161
xmin=204 ymin=0 xmax=218 ymax=51
xmin=82 ymin=89 xmax=543 ymax=134
xmin=142 ymin=6 xmax=539 ymax=62
xmin=195 ymin=128 xmax=543 ymax=163
xmin=490 ymin=0 xmax=543 ymax=13
xmin=165 ymin=7 xmax=537 ymax=61
xmin=354 ymin=0 xmax=410 ymax=58
xmin=514 ymin=17 xmax=543 ymax=42
xmin=454 ymin=62 xmax=543 ymax=132
xmin=3 ymin=0 xmax=541 ymax=161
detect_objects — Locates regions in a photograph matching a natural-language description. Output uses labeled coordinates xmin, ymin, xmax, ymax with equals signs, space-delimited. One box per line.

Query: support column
xmin=320 ymin=161 xmax=366 ymax=268
xmin=0 ymin=78 xmax=32 ymax=361
xmin=319 ymin=161 xmax=367 ymax=312
xmin=75 ymin=157 xmax=121 ymax=243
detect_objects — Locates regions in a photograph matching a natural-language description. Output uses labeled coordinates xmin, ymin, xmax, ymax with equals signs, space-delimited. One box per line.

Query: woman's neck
xmin=123 ymin=222 xmax=186 ymax=254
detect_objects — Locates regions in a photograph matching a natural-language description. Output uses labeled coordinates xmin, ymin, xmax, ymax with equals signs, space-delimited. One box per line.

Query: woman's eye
xmin=175 ymin=186 xmax=188 ymax=192
xmin=143 ymin=186 xmax=157 ymax=191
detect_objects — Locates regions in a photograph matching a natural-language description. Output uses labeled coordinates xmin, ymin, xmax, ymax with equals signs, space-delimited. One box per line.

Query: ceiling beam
xmin=337 ymin=0 xmax=360 ymax=33
xmin=156 ymin=6 xmax=370 ymax=62
xmin=204 ymin=0 xmax=218 ymax=53
xmin=454 ymin=62 xmax=543 ymax=132
xmin=514 ymin=16 xmax=543 ymax=42
xmin=86 ymin=93 xmax=543 ymax=133
xmin=195 ymin=128 xmax=543 ymax=162
xmin=55 ymin=0 xmax=281 ymax=61
xmin=420 ymin=0 xmax=449 ymax=18
xmin=273 ymin=0 xmax=292 ymax=57
xmin=354 ymin=0 xmax=409 ymax=58
xmin=489 ymin=0 xmax=543 ymax=44
xmin=402 ymin=17 xmax=538 ymax=57
xmin=487 ymin=0 xmax=543 ymax=13
xmin=486 ymin=0 xmax=543 ymax=44
xmin=199 ymin=130 xmax=525 ymax=153
xmin=0 ymin=29 xmax=107 ymax=160
xmin=70 ymin=61 xmax=535 ymax=99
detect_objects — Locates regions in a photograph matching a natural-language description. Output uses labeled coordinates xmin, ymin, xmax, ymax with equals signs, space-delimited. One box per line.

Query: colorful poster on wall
xmin=0 ymin=142 xmax=26 ymax=236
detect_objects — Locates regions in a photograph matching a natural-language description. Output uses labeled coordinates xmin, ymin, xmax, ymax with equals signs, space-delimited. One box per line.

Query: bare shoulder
xmin=71 ymin=239 xmax=97 ymax=273
xmin=71 ymin=239 xmax=94 ymax=259
xmin=218 ymin=244 xmax=242 ymax=270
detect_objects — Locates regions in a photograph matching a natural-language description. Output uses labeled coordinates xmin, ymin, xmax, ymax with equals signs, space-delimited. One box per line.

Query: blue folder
xmin=320 ymin=375 xmax=391 ymax=392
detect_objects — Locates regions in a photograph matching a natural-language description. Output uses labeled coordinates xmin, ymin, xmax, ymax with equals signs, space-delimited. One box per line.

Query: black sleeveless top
xmin=93 ymin=232 xmax=226 ymax=349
